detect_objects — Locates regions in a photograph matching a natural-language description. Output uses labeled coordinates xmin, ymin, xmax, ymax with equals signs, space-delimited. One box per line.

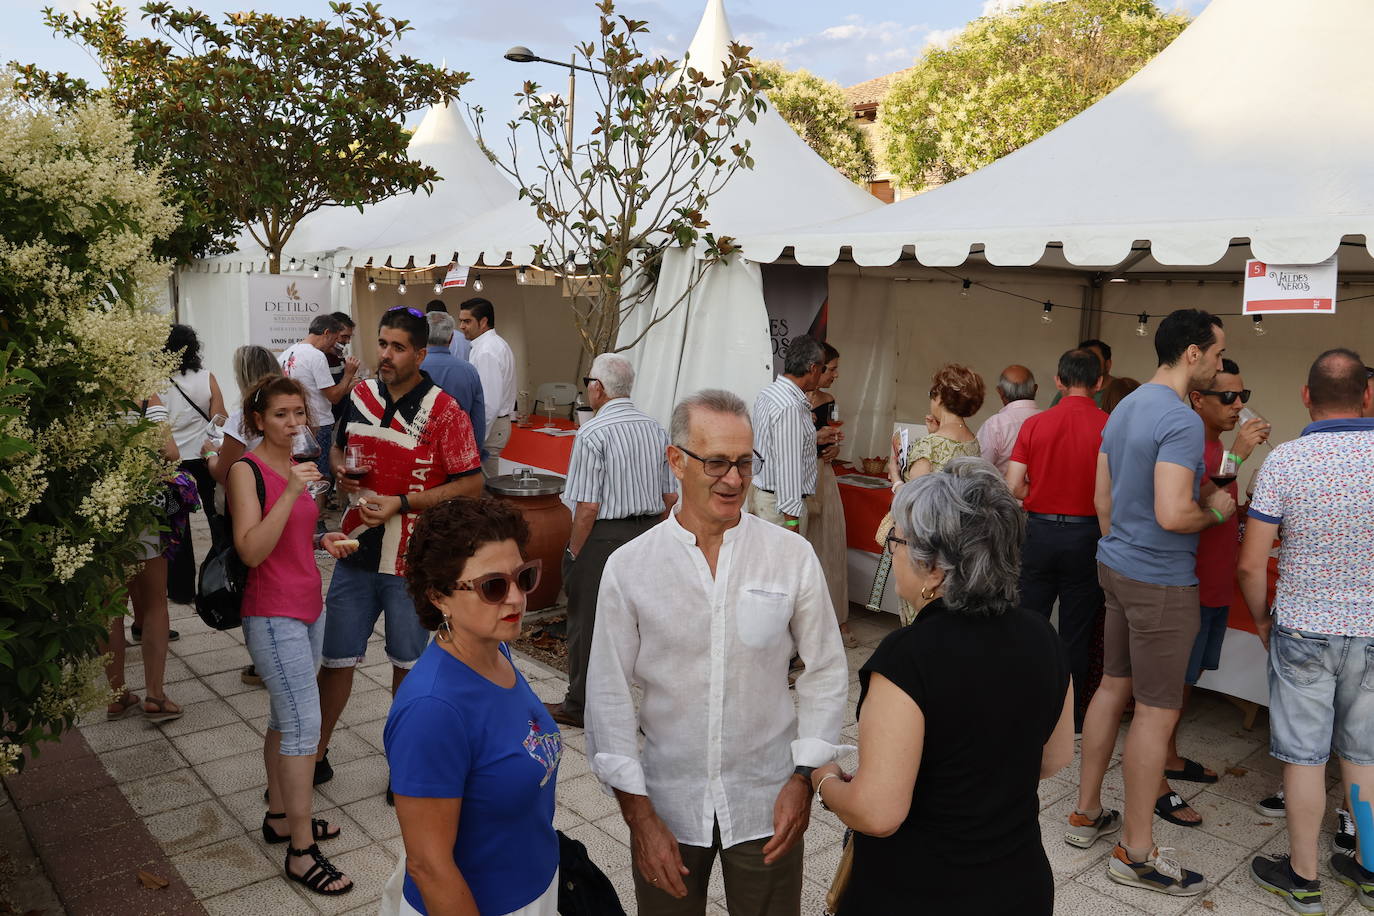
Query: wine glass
xmin=542 ymin=399 xmax=557 ymax=430
xmin=208 ymin=413 xmax=229 ymax=448
xmin=1210 ymin=450 xmax=1239 ymax=489
xmin=340 ymin=443 xmax=371 ymax=508
xmin=290 ymin=427 xmax=331 ymax=498
xmin=1239 ymin=406 xmax=1272 ymax=449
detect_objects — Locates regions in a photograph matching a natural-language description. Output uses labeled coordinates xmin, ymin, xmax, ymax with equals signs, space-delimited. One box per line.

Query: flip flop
xmin=1155 ymin=791 xmax=1203 ymax=827
xmin=1164 ymin=758 xmax=1219 ymax=784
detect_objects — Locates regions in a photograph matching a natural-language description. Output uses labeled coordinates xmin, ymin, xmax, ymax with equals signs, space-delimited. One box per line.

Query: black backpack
xmin=557 ymin=830 xmax=625 ymax=916
xmin=194 ymin=458 xmax=264 ymax=631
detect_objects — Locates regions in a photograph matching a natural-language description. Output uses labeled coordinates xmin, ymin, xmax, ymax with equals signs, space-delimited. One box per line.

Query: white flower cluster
xmin=0 ymin=740 xmax=20 ymax=777
xmin=51 ymin=540 xmax=95 ymax=582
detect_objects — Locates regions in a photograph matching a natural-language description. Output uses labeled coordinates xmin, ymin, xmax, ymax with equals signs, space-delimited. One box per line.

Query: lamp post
xmin=503 ymin=46 xmax=608 ymax=148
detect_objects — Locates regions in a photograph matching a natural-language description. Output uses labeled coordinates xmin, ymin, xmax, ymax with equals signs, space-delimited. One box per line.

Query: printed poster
xmin=1243 ymin=255 xmax=1337 ymax=314
xmin=247 ymin=274 xmax=332 ymax=352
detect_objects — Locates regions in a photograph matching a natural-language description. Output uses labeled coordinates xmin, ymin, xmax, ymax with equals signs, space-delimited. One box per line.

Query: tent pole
xmin=1080 ymin=283 xmax=1102 ymax=341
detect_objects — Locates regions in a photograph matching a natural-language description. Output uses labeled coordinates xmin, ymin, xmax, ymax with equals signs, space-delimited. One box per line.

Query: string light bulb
xmin=1252 ymin=315 xmax=1266 ymax=336
xmin=339 ymin=272 xmax=347 ymax=287
xmin=288 ymin=256 xmax=297 ymax=270
xmin=433 ymin=280 xmax=443 ymax=294
xmin=1135 ymin=312 xmax=1149 ymax=337
xmin=397 ymin=278 xmax=407 ymax=295
xmin=472 ymin=274 xmax=484 ymax=292
xmin=367 ymin=276 xmax=377 ymax=292
xmin=961 ymin=278 xmax=971 ymax=298
xmin=1041 ymin=302 xmax=1053 ymax=323
xmin=517 ymin=267 xmax=528 ymax=284
xmin=312 ymin=264 xmax=320 ymax=278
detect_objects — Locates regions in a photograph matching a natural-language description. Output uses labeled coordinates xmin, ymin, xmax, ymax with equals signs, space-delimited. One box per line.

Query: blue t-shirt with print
xmin=384 ymin=641 xmax=561 ymax=914
xmin=1097 ymin=383 xmax=1206 ymax=586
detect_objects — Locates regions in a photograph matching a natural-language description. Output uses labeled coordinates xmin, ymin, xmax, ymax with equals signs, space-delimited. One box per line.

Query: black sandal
xmin=1155 ymin=791 xmax=1203 ymax=827
xmin=284 ymin=843 xmax=353 ymax=896
xmin=262 ymin=811 xmax=341 ymax=844
xmin=1163 ymin=758 xmax=1219 ymax=784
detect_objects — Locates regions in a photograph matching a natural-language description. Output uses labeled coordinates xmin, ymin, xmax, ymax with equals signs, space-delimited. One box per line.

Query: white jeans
xmin=379 ymin=856 xmax=558 ymax=916
xmin=483 ymin=414 xmax=513 ymax=477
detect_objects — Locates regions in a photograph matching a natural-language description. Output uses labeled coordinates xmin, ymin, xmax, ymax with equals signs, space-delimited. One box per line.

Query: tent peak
xmin=684 ymin=0 xmax=733 ymax=79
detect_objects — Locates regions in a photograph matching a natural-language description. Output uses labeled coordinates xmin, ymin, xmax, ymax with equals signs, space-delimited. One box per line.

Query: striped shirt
xmin=752 ymin=375 xmax=817 ymax=517
xmin=563 ymin=398 xmax=674 ymax=519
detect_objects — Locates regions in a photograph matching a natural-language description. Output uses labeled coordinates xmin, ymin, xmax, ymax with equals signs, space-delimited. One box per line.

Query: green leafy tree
xmin=752 ymin=60 xmax=874 ymax=185
xmin=878 ymin=0 xmax=1188 ymax=191
xmin=15 ymin=1 xmax=470 ymax=267
xmin=474 ymin=0 xmax=765 ymax=363
xmin=0 ymin=71 xmax=178 ymax=772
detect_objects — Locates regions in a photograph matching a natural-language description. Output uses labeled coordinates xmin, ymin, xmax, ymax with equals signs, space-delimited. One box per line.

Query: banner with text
xmin=760 ymin=264 xmax=829 ymax=375
xmin=1243 ymin=255 xmax=1337 ymax=314
xmin=247 ymin=274 xmax=332 ymax=351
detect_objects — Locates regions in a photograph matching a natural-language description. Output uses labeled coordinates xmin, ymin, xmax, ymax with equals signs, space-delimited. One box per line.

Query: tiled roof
xmin=843 ymin=68 xmax=916 ymax=109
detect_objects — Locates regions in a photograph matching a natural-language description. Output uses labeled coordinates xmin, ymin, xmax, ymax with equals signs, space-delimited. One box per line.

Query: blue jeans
xmin=1268 ymin=624 xmax=1374 ymax=766
xmin=314 ymin=424 xmax=334 ymax=481
xmin=322 ymin=560 xmax=430 ymax=669
xmin=243 ymin=614 xmax=325 ymax=756
xmin=1185 ymin=604 xmax=1229 ymax=685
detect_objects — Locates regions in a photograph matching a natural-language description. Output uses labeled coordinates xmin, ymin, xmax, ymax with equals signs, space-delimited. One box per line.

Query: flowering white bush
xmin=0 ymin=69 xmax=178 ymax=773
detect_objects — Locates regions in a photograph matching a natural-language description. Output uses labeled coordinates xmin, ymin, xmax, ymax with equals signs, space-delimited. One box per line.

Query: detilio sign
xmin=247 ymin=275 xmax=332 ymax=351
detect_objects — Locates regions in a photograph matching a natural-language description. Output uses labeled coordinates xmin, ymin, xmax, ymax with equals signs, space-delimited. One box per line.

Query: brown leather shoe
xmin=543 ymin=702 xmax=584 ymax=729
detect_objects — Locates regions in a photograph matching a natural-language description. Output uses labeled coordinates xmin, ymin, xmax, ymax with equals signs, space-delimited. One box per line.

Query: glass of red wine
xmin=290 ymin=427 xmax=331 ymax=498
xmin=1209 ymin=450 xmax=1239 ymax=489
xmin=341 ymin=443 xmax=371 ymax=508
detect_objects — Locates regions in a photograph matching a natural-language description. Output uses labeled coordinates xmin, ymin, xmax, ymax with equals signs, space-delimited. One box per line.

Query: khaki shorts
xmin=1099 ymin=562 xmax=1200 ymax=710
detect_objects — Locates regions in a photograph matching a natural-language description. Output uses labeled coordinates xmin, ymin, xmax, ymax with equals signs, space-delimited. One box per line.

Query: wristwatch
xmin=398 ymin=494 xmax=411 ymax=514
xmin=793 ymin=765 xmax=816 ymax=788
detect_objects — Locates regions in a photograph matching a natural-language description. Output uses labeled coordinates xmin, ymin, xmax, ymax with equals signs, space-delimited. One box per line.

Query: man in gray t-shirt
xmin=1065 ymin=310 xmax=1235 ymax=899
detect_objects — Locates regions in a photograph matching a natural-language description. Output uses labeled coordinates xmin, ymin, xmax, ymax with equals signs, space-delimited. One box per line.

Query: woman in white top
xmin=161 ymin=324 xmax=225 ymax=606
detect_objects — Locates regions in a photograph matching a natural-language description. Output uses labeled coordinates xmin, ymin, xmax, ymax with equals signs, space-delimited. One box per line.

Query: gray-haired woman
xmin=812 ymin=457 xmax=1075 ymax=915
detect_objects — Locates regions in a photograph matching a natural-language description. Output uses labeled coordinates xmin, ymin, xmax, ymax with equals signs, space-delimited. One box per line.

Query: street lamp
xmin=503 ymin=45 xmax=608 ymax=148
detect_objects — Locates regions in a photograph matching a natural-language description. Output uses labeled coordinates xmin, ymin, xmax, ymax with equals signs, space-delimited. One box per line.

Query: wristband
xmin=1208 ymin=507 xmax=1225 ymax=524
xmin=784 ymin=519 xmax=800 ymax=528
xmin=398 ymin=493 xmax=411 ymax=514
xmin=1225 ymin=451 xmax=1244 ymax=467
xmin=203 ymin=450 xmax=218 ymax=459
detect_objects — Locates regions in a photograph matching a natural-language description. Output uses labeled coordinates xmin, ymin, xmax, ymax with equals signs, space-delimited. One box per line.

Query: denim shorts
xmin=243 ymin=614 xmax=325 ymax=756
xmin=314 ymin=424 xmax=334 ymax=480
xmin=1185 ymin=605 xmax=1229 ymax=685
xmin=321 ymin=560 xmax=431 ymax=669
xmin=1268 ymin=624 xmax=1374 ymax=766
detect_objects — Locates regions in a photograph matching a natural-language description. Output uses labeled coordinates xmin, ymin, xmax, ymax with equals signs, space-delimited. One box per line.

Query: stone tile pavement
xmin=5 ymin=539 xmax=1369 ymax=914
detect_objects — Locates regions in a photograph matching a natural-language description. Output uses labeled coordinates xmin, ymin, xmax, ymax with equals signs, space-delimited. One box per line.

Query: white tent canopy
xmin=742 ymin=0 xmax=1374 ymax=269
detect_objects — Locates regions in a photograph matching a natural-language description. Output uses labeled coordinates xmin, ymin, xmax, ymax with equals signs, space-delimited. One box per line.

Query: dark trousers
xmin=561 ymin=515 xmax=659 ymax=717
xmin=1018 ymin=516 xmax=1104 ymax=729
xmin=632 ymin=819 xmax=804 ymax=916
xmin=168 ymin=457 xmax=217 ymax=605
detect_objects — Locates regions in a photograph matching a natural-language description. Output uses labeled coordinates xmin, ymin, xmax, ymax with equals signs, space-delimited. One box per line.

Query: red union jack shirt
xmin=1247 ymin=418 xmax=1374 ymax=637
xmin=335 ymin=375 xmax=482 ymax=576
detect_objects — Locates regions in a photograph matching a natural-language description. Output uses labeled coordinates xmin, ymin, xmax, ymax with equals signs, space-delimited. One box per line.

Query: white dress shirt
xmin=468 ymin=328 xmax=516 ymax=428
xmin=975 ymin=399 xmax=1041 ymax=475
xmin=585 ymin=510 xmax=850 ymax=849
xmin=751 ymin=375 xmax=817 ymax=516
xmin=563 ymin=398 xmax=675 ymax=519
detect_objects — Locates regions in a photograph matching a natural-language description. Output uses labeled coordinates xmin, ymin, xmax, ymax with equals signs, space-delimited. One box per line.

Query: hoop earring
xmin=438 ymin=613 xmax=452 ymax=641
xmin=921 ymin=585 xmax=938 ymax=602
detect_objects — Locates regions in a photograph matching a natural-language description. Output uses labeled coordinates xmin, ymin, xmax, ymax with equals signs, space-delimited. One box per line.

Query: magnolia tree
xmin=474 ymin=0 xmax=766 ymax=362
xmin=878 ymin=0 xmax=1188 ymax=191
xmin=0 ymin=72 xmax=177 ymax=773
xmin=751 ymin=60 xmax=874 ymax=185
xmin=17 ymin=0 xmax=470 ymax=267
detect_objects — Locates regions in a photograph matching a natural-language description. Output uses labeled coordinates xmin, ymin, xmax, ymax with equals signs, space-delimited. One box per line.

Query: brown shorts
xmin=1098 ymin=562 xmax=1200 ymax=710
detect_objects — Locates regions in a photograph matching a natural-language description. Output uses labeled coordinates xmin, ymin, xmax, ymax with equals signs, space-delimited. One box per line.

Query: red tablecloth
xmin=1229 ymin=553 xmax=1279 ymax=635
xmin=502 ymin=418 xmax=577 ymax=475
xmin=834 ymin=464 xmax=891 ymax=553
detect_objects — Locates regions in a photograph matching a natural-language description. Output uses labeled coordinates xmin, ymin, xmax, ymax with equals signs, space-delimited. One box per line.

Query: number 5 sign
xmin=1243 ymin=254 xmax=1337 ymax=314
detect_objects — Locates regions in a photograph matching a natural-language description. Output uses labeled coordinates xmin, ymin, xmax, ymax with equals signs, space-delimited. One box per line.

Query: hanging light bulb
xmin=288 ymin=256 xmax=297 ymax=270
xmin=961 ymin=278 xmax=971 ymax=297
xmin=1135 ymin=312 xmax=1149 ymax=337
xmin=397 ymin=278 xmax=407 ymax=295
xmin=517 ymin=267 xmax=528 ymax=284
xmin=472 ymin=273 xmax=484 ymax=292
xmin=312 ymin=264 xmax=320 ymax=278
xmin=1252 ymin=315 xmax=1266 ymax=336
xmin=1041 ymin=302 xmax=1053 ymax=323
xmin=367 ymin=276 xmax=377 ymax=292
xmin=433 ymin=280 xmax=443 ymax=295
xmin=339 ymin=272 xmax=347 ymax=287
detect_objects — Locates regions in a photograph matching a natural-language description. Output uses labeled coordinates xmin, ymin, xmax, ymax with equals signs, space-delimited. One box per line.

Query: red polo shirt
xmin=1010 ymin=395 xmax=1108 ymax=516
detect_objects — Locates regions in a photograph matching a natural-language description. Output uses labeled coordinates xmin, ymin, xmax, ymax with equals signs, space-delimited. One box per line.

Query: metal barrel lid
xmin=485 ymin=466 xmax=566 ymax=497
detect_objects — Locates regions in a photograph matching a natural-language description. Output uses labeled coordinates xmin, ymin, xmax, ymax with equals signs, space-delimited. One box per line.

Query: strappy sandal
xmin=1163 ymin=758 xmax=1219 ymax=784
xmin=106 ymin=690 xmax=142 ymax=721
xmin=142 ymin=696 xmax=183 ymax=724
xmin=1155 ymin=791 xmax=1203 ymax=827
xmin=262 ymin=811 xmax=341 ymax=844
xmin=284 ymin=843 xmax=353 ymax=896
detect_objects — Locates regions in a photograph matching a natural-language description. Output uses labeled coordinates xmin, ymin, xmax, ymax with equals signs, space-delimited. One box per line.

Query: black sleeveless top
xmin=812 ymin=401 xmax=834 ymax=457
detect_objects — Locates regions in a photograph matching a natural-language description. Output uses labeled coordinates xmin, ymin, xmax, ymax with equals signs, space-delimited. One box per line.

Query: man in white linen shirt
xmin=976 ymin=364 xmax=1041 ymax=474
xmin=586 ymin=388 xmax=850 ymax=916
xmin=749 ymin=336 xmax=837 ymax=537
xmin=457 ymin=297 xmax=516 ymax=475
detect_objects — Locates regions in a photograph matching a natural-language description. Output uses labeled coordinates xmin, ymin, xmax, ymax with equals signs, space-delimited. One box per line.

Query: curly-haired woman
xmin=382 ymin=497 xmax=561 ymax=916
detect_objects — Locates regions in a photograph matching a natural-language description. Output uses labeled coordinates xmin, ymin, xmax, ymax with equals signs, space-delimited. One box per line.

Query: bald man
xmin=976 ymin=364 xmax=1041 ymax=474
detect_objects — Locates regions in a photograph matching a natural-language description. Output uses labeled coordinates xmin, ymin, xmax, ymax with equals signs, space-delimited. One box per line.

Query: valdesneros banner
xmin=247 ymin=275 xmax=332 ymax=352
xmin=761 ymin=264 xmax=829 ymax=375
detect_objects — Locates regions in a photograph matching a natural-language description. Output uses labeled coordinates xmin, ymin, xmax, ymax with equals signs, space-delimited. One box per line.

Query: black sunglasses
xmin=1199 ymin=389 xmax=1251 ymax=405
xmin=387 ymin=306 xmax=426 ymax=319
xmin=677 ymin=446 xmax=762 ymax=478
xmin=582 ymin=376 xmax=600 ymax=388
xmin=885 ymin=532 xmax=908 ymax=551
xmin=455 ymin=559 xmax=542 ymax=605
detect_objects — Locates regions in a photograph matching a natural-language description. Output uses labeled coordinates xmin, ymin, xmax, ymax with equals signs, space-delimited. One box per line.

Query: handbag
xmin=556 ymin=829 xmax=625 ymax=916
xmin=194 ymin=458 xmax=264 ymax=631
xmin=825 ymin=828 xmax=854 ymax=915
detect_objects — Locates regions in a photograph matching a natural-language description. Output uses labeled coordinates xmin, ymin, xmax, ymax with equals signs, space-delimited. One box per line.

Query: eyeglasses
xmin=454 ymin=559 xmax=542 ymax=604
xmin=1199 ymin=389 xmax=1252 ymax=405
xmin=387 ymin=306 xmax=425 ymax=319
xmin=885 ymin=532 xmax=908 ymax=551
xmin=582 ymin=377 xmax=600 ymax=388
xmin=677 ymin=446 xmax=762 ymax=478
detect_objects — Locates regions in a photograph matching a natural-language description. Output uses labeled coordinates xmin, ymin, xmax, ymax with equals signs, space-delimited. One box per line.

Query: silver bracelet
xmin=815 ymin=773 xmax=842 ymax=810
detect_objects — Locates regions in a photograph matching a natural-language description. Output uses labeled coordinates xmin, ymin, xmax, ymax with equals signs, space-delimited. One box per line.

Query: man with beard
xmin=315 ymin=306 xmax=483 ymax=799
xmin=1066 ymin=309 xmax=1234 ymax=899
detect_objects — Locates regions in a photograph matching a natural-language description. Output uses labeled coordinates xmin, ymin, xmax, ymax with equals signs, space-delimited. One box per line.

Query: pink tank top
xmin=241 ymin=453 xmax=323 ymax=623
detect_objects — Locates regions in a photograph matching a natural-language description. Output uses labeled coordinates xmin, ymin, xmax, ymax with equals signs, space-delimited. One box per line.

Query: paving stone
xmin=342 ymin=792 xmax=401 ymax=842
xmin=202 ymin=878 xmax=315 ymax=916
xmin=99 ymin=736 xmax=188 ymax=784
xmin=170 ymin=835 xmax=278 ymax=899
xmin=317 ymin=755 xmax=391 ymax=808
xmin=155 ymin=698 xmax=242 ymax=739
xmin=336 ymin=685 xmax=395 ymax=728
xmin=170 ymin=722 xmax=261 ymax=766
xmin=558 ymin=772 xmax=621 ymax=823
xmin=182 ymin=647 xmax=256 ymax=678
xmin=6 ymin=752 xmax=113 ymax=808
xmin=194 ymin=750 xmax=267 ymax=796
xmin=145 ymin=799 xmax=244 ymax=856
xmin=202 ymin=669 xmax=259 ymax=698
xmin=174 ymin=630 xmax=242 ymax=658
xmin=120 ymin=766 xmax=213 ymax=818
xmin=223 ymin=688 xmax=271 ymax=721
